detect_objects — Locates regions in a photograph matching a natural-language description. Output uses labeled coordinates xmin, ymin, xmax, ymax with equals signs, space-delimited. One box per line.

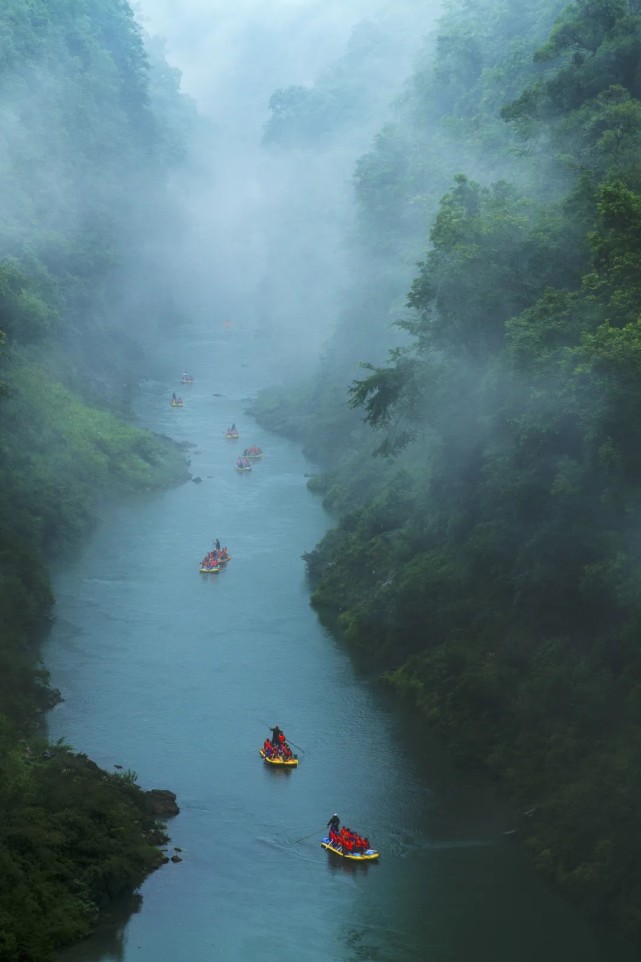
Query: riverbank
xmin=0 ymin=371 xmax=188 ymax=961
xmin=0 ymin=745 xmax=179 ymax=960
xmin=251 ymin=381 xmax=641 ymax=950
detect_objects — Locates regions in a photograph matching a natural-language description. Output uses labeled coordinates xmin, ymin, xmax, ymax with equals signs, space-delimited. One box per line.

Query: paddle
xmin=295 ymin=825 xmax=327 ymax=843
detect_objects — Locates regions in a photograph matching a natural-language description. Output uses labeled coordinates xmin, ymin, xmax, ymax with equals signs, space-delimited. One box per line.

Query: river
xmin=44 ymin=323 xmax=632 ymax=962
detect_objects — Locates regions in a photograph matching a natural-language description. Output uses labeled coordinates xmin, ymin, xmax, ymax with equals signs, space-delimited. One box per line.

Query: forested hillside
xmin=254 ymin=0 xmax=641 ymax=940
xmin=0 ymin=2 xmax=190 ymax=958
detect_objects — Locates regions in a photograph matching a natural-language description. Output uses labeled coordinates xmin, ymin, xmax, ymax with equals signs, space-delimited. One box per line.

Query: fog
xmin=134 ymin=0 xmax=441 ymax=377
xmin=136 ymin=0 xmax=429 ymax=121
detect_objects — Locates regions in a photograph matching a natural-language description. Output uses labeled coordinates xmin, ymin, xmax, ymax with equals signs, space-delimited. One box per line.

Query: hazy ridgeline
xmin=138 ymin=0 xmax=440 ymax=374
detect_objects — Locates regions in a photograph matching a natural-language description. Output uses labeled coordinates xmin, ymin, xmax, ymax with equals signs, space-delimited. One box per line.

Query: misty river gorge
xmin=4 ymin=0 xmax=641 ymax=957
xmin=45 ymin=327 xmax=632 ymax=962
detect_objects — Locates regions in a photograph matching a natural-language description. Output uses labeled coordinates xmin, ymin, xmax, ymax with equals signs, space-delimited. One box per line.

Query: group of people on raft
xmin=226 ymin=423 xmax=239 ymax=438
xmin=243 ymin=445 xmax=262 ymax=457
xmin=236 ymin=456 xmax=251 ymax=470
xmin=263 ymin=725 xmax=294 ymax=761
xmin=181 ymin=372 xmax=194 ymax=383
xmin=171 ymin=392 xmax=184 ymax=406
xmin=326 ymin=814 xmax=371 ymax=855
xmin=200 ymin=538 xmax=230 ymax=570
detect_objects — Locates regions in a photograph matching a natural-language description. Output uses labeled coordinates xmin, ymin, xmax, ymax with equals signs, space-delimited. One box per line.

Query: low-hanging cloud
xmin=133 ymin=0 xmax=440 ymax=377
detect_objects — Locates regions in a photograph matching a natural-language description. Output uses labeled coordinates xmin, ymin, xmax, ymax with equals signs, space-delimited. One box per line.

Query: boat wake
xmin=385 ymin=832 xmax=494 ymax=858
xmin=255 ymin=836 xmax=322 ymax=864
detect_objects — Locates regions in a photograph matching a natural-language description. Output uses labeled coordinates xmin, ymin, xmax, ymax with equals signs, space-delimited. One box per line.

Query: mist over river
xmin=44 ymin=325 xmax=632 ymax=962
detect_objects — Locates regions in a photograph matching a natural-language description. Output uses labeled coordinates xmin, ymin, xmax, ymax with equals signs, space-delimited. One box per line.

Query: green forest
xmin=0 ymin=2 xmax=189 ymax=958
xmin=254 ymin=0 xmax=641 ymax=942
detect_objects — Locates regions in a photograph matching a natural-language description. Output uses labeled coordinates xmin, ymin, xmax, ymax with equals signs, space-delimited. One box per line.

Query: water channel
xmin=45 ymin=324 xmax=632 ymax=962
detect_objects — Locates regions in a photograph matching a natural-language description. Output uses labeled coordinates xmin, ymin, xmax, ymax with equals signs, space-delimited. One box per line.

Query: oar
xmin=295 ymin=825 xmax=327 ymax=843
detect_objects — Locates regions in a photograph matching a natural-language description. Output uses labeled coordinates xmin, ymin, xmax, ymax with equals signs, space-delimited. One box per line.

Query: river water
xmin=45 ymin=325 xmax=632 ymax=962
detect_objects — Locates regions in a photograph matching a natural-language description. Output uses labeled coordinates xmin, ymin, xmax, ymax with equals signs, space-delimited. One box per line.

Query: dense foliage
xmin=254 ymin=0 xmax=641 ymax=940
xmin=0 ymin=741 xmax=169 ymax=961
xmin=0 ymin=1 xmax=190 ymax=957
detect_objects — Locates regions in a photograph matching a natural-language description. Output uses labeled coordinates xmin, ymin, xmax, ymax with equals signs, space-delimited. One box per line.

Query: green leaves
xmin=0 ymin=262 xmax=53 ymax=346
xmin=349 ymin=355 xmax=420 ymax=430
xmin=504 ymin=0 xmax=641 ymax=146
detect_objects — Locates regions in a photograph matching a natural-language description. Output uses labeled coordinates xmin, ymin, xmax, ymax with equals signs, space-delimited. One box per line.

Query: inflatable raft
xmin=259 ymin=749 xmax=298 ymax=767
xmin=225 ymin=431 xmax=239 ymax=439
xmin=181 ymin=375 xmax=194 ymax=383
xmin=199 ymin=564 xmax=220 ymax=573
xmin=321 ymin=838 xmax=379 ymax=861
xmin=171 ymin=400 xmax=184 ymax=407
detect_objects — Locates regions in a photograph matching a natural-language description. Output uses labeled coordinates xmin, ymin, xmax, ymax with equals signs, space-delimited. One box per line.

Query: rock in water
xmin=144 ymin=789 xmax=180 ymax=817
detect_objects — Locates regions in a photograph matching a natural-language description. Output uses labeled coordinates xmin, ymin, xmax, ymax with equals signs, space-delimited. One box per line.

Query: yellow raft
xmin=321 ymin=838 xmax=379 ymax=861
xmin=259 ymin=749 xmax=298 ymax=767
xmin=199 ymin=565 xmax=220 ymax=573
xmin=171 ymin=400 xmax=184 ymax=407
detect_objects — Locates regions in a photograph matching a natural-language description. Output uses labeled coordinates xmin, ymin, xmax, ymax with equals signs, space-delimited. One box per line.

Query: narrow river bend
xmin=45 ymin=326 xmax=631 ymax=962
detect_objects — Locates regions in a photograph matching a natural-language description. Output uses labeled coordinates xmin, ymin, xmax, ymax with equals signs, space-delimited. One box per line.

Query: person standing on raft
xmin=270 ymin=726 xmax=283 ymax=745
xmin=327 ymin=814 xmax=340 ymax=834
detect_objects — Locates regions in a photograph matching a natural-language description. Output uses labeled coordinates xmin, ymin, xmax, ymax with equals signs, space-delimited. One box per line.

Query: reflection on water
xmin=57 ymin=893 xmax=141 ymax=962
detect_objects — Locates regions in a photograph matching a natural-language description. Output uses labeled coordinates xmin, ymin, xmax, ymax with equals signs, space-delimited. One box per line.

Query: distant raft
xmin=235 ymin=457 xmax=252 ymax=471
xmin=243 ymin=445 xmax=263 ymax=459
xmin=259 ymin=748 xmax=298 ymax=767
xmin=225 ymin=429 xmax=239 ymax=439
xmin=200 ymin=545 xmax=230 ymax=572
xmin=181 ymin=374 xmax=194 ymax=383
xmin=171 ymin=398 xmax=184 ymax=407
xmin=321 ymin=837 xmax=379 ymax=861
